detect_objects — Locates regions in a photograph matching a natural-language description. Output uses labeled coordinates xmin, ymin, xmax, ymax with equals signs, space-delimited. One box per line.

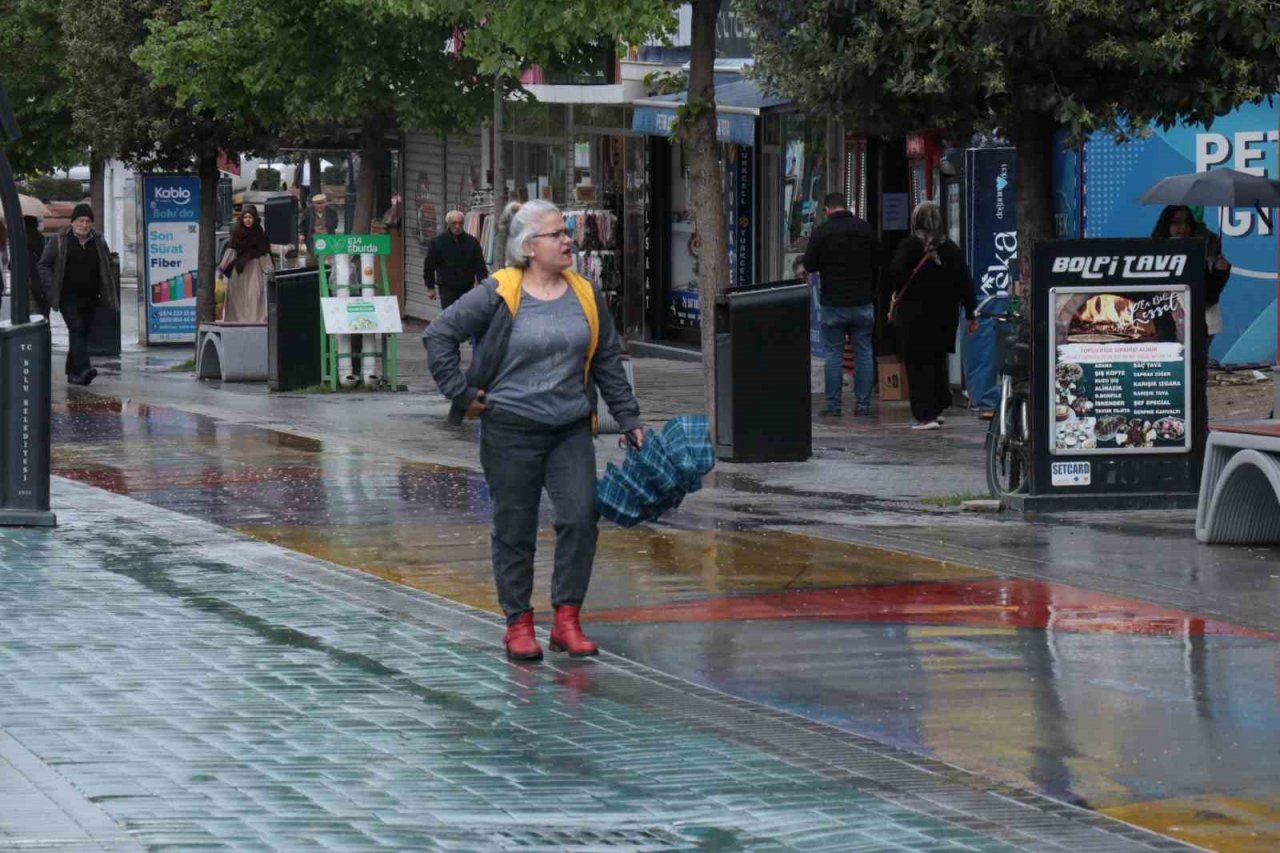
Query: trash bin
xmin=714 ymin=280 xmax=811 ymax=462
xmin=88 ymin=251 xmax=121 ymax=356
xmin=268 ymin=266 xmax=322 ymax=392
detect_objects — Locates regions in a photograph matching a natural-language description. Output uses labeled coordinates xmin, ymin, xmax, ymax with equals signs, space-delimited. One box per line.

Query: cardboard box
xmin=877 ymin=356 xmax=909 ymax=401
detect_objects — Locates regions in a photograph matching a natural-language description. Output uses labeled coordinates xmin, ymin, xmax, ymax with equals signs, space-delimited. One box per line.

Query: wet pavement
xmin=2 ymin=293 xmax=1278 ymax=850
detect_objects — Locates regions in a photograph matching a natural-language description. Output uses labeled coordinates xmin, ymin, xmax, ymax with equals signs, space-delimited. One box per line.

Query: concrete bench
xmin=197 ymin=322 xmax=268 ymax=382
xmin=1196 ymin=421 xmax=1280 ymax=544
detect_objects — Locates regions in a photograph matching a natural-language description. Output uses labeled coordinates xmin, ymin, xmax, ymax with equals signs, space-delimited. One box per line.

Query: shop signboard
xmin=1018 ymin=238 xmax=1205 ymax=511
xmin=140 ymin=175 xmax=200 ymax=343
xmin=964 ymin=147 xmax=1017 ymax=411
xmin=312 ymin=234 xmax=391 ymax=256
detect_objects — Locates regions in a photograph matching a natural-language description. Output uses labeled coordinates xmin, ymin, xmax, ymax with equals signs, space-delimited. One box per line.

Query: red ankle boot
xmin=503 ymin=612 xmax=543 ymax=661
xmin=549 ymin=605 xmax=598 ymax=657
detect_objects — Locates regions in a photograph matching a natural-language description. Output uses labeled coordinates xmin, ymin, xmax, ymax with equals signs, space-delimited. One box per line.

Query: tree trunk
xmin=679 ymin=0 xmax=728 ymax=432
xmin=1010 ymin=111 xmax=1057 ymax=292
xmin=88 ymin=154 xmax=105 ymax=223
xmin=195 ymin=151 xmax=219 ymax=341
xmin=352 ymin=115 xmax=385 ymax=234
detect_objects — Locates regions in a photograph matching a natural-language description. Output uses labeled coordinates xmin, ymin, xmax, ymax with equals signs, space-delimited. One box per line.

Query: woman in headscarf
xmin=887 ymin=201 xmax=977 ymax=430
xmin=220 ymin=205 xmax=272 ymax=323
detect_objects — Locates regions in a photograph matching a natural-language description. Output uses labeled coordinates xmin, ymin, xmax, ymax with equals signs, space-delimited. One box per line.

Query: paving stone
xmin=0 ymin=480 xmax=1201 ymax=852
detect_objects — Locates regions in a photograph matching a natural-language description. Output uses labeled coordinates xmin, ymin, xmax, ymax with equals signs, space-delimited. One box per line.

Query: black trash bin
xmin=88 ymin=252 xmax=121 ymax=357
xmin=268 ymin=266 xmax=322 ymax=392
xmin=714 ymin=280 xmax=811 ymax=462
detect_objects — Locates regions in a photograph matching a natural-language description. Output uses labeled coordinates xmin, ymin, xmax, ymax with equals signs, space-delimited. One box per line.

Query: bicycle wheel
xmin=985 ymin=394 xmax=1030 ymax=497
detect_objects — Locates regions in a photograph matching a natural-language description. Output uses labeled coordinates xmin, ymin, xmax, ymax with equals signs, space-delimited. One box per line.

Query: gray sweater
xmin=424 ymin=276 xmax=641 ymax=432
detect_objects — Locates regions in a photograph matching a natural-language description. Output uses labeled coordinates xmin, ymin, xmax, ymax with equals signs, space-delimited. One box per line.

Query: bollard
xmin=0 ymin=320 xmax=56 ymax=526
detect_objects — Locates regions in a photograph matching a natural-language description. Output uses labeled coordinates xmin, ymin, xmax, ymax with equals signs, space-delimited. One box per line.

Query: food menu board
xmin=1049 ymin=286 xmax=1191 ymax=455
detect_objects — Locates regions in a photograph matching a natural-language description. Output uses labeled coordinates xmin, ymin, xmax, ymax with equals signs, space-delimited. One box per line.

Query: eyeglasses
xmin=531 ymin=228 xmax=571 ymax=241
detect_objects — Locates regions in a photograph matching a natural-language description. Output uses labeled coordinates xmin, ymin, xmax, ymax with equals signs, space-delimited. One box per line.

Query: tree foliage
xmin=743 ymin=0 xmax=1280 ymax=142
xmin=743 ymin=0 xmax=1280 ymax=255
xmin=0 ymin=0 xmax=82 ymax=174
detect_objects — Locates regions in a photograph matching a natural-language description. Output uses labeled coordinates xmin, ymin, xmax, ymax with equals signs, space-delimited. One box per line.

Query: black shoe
xmin=818 ymin=408 xmax=842 ymax=417
xmin=81 ymin=368 xmax=97 ymax=386
xmin=66 ymin=373 xmax=86 ymax=386
xmin=854 ymin=406 xmax=873 ymax=416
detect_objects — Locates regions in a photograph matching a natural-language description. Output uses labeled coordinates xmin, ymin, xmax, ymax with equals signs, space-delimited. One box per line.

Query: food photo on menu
xmin=1052 ymin=289 xmax=1189 ymax=452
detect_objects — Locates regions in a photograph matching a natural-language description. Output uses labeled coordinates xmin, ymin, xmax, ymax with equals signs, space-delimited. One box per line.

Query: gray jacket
xmin=37 ymin=229 xmax=120 ymax=311
xmin=424 ymin=276 xmax=641 ymax=431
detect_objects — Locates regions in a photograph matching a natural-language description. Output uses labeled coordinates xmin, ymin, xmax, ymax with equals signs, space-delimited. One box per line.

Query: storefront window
xmin=781 ymin=114 xmax=828 ymax=273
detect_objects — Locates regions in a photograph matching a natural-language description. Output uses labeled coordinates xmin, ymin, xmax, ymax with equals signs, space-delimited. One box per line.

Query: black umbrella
xmin=1139 ymin=168 xmax=1280 ymax=208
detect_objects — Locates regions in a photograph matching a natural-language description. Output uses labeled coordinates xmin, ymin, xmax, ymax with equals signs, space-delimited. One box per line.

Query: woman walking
xmin=887 ymin=201 xmax=977 ymax=430
xmin=220 ymin=205 xmax=272 ymax=323
xmin=425 ymin=199 xmax=643 ymax=661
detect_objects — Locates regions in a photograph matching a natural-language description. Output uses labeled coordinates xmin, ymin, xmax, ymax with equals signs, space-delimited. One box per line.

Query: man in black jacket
xmin=425 ymin=210 xmax=489 ymax=310
xmin=38 ymin=203 xmax=119 ymax=386
xmin=802 ymin=192 xmax=879 ymax=416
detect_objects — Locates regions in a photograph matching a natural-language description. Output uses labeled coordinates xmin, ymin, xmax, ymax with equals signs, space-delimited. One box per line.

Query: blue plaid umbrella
xmin=597 ymin=415 xmax=714 ymax=528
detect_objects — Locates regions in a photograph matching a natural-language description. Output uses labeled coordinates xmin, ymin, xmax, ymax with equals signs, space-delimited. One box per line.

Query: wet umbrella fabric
xmin=0 ymin=193 xmax=52 ymax=220
xmin=597 ymin=415 xmax=714 ymax=527
xmin=1138 ymin=168 xmax=1280 ymax=208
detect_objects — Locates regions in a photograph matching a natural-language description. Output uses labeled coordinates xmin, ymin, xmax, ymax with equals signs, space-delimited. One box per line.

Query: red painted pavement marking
xmin=589 ymin=579 xmax=1280 ymax=640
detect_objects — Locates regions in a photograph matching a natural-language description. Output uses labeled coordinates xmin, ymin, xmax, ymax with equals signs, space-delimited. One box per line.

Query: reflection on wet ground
xmin=50 ymin=393 xmax=1280 ymax=850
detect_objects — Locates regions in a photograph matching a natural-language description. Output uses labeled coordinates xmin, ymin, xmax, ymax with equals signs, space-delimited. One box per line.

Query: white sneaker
xmin=911 ymin=420 xmax=941 ymax=431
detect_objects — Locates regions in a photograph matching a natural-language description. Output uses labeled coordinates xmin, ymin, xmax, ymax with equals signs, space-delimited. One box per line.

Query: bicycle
xmin=981 ymin=310 xmax=1031 ymax=498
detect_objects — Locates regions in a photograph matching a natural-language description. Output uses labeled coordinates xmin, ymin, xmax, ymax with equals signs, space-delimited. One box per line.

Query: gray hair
xmin=505 ymin=199 xmax=560 ymax=268
xmin=911 ymin=201 xmax=946 ymax=250
xmin=445 ymin=209 xmax=464 ymax=223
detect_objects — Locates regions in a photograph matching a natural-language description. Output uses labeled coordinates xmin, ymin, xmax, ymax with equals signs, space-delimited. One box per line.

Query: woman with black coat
xmin=887 ymin=201 xmax=977 ymax=430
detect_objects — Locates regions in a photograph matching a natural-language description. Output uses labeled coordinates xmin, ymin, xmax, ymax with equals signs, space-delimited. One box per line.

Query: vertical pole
xmin=0 ymin=84 xmax=55 ymax=527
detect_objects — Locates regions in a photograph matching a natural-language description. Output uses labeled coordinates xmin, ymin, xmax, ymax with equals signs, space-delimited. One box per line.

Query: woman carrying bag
xmin=887 ymin=201 xmax=978 ymax=430
xmin=425 ymin=199 xmax=643 ymax=662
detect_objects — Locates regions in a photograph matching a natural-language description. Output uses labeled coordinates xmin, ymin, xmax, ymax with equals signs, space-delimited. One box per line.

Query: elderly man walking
xmin=424 ymin=210 xmax=489 ymax=310
xmin=38 ymin=202 xmax=119 ymax=386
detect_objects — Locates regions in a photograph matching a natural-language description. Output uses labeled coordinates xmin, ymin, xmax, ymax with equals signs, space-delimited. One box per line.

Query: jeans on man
xmin=479 ymin=408 xmax=599 ymax=623
xmin=820 ymin=303 xmax=875 ymax=411
xmin=61 ymin=291 xmax=98 ymax=378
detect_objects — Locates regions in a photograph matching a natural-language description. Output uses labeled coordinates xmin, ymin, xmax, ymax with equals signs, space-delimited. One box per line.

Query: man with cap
xmin=37 ymin=202 xmax=119 ymax=386
xmin=423 ymin=210 xmax=488 ymax=310
xmin=299 ymin=192 xmax=339 ymax=254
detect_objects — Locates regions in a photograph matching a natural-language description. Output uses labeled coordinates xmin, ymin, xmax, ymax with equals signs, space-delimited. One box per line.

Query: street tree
xmin=742 ymin=0 xmax=1280 ymax=276
xmin=136 ymin=0 xmax=492 ymax=235
xmin=64 ymin=0 xmax=278 ymax=328
xmin=0 ymin=0 xmax=83 ymax=177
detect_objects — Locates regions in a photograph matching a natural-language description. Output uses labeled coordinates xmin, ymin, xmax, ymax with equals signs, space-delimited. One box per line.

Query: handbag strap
xmin=893 ymin=251 xmax=932 ymax=302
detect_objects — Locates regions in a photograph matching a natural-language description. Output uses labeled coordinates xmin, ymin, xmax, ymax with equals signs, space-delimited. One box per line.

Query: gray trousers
xmin=480 ymin=409 xmax=599 ymax=623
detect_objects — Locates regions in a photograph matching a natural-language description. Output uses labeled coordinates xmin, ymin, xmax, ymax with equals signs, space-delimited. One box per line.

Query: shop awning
xmin=632 ymin=80 xmax=790 ymax=148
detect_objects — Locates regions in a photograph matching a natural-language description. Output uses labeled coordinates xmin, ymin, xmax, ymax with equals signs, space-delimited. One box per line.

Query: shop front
xmin=632 ymin=81 xmax=789 ymax=347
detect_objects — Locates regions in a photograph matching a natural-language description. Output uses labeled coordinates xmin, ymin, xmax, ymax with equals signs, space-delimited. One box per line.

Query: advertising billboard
xmin=140 ymin=175 xmax=200 ymax=343
xmin=1082 ymin=102 xmax=1279 ymax=364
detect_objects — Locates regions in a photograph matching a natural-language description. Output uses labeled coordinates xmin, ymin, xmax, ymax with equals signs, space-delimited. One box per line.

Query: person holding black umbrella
xmin=1150 ymin=205 xmax=1231 ymax=347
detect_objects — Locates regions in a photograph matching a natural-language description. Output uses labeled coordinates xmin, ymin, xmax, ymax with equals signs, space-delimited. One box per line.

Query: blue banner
xmin=964 ymin=148 xmax=1017 ymax=411
xmin=726 ymin=145 xmax=754 ymax=287
xmin=141 ymin=175 xmax=200 ymax=343
xmin=1083 ymin=101 xmax=1279 ymax=364
xmin=632 ymin=106 xmax=757 ymax=148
